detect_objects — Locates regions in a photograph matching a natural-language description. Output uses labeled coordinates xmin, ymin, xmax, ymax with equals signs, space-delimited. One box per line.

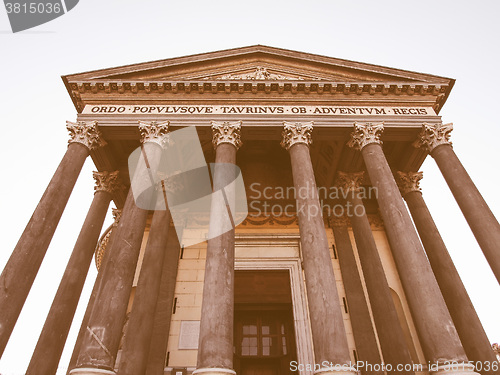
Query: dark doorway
xmin=234 ymin=270 xmax=297 ymax=374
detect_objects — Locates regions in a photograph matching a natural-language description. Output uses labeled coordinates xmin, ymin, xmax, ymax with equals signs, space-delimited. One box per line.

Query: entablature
xmin=63 ymin=45 xmax=454 ymax=114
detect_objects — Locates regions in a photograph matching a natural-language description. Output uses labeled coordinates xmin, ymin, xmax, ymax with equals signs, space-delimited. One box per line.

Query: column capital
xmin=66 ymin=121 xmax=106 ymax=151
xmin=413 ymin=122 xmax=453 ymax=153
xmin=93 ymin=171 xmax=126 ymax=195
xmin=211 ymin=120 xmax=242 ymax=150
xmin=347 ymin=122 xmax=384 ymax=151
xmin=335 ymin=171 xmax=365 ymax=193
xmin=280 ymin=121 xmax=313 ymax=150
xmin=397 ymin=171 xmax=423 ymax=196
xmin=139 ymin=120 xmax=170 ymax=148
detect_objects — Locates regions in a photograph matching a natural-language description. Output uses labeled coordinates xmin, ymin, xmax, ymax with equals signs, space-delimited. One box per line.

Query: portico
xmin=0 ymin=46 xmax=498 ymax=375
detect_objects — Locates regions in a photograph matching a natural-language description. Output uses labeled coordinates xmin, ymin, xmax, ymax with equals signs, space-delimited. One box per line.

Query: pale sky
xmin=0 ymin=1 xmax=499 ymax=374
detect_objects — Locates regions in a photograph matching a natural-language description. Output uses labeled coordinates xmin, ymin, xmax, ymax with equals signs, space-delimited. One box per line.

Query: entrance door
xmin=234 ymin=270 xmax=297 ymax=375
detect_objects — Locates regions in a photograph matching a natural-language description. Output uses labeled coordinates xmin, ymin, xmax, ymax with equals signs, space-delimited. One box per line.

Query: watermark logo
xmin=3 ymin=0 xmax=79 ymax=33
xmin=248 ymin=182 xmax=377 ymax=220
xmin=128 ymin=126 xmax=248 ymax=247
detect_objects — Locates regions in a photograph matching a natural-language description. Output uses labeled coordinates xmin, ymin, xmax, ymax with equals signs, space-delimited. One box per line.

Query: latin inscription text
xmin=83 ymin=105 xmax=435 ymax=116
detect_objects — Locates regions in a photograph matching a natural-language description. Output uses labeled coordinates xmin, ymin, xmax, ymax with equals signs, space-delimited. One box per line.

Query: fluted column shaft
xmin=398 ymin=172 xmax=499 ymax=375
xmin=348 ymin=123 xmax=469 ymax=369
xmin=117 ymin=207 xmax=171 ymax=375
xmin=27 ymin=171 xmax=122 ymax=375
xmin=282 ymin=122 xmax=354 ymax=372
xmin=414 ymin=123 xmax=500 ymax=284
xmin=72 ymin=121 xmax=168 ymax=373
xmin=145 ymin=228 xmax=181 ymax=375
xmin=0 ymin=121 xmax=104 ymax=358
xmin=330 ymin=219 xmax=383 ymax=375
xmin=196 ymin=121 xmax=241 ymax=373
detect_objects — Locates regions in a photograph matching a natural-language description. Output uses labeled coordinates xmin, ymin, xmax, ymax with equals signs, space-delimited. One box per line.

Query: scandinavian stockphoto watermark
xmin=248 ymin=182 xmax=377 ymax=220
xmin=128 ymin=126 xmax=248 ymax=247
xmin=289 ymin=361 xmax=421 ymax=373
xmin=3 ymin=0 xmax=79 ymax=33
xmin=290 ymin=360 xmax=499 ymax=373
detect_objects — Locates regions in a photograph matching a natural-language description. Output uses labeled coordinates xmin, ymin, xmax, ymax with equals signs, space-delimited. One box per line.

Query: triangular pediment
xmin=63 ymin=45 xmax=452 ymax=84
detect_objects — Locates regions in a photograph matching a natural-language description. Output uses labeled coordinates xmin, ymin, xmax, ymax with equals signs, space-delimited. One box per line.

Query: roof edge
xmin=61 ymin=45 xmax=454 ymax=84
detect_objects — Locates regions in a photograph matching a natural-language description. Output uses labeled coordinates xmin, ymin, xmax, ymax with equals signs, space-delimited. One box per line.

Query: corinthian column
xmin=145 ymin=226 xmax=181 ymax=375
xmin=0 ymin=121 xmax=105 ymax=358
xmin=71 ymin=121 xmax=169 ymax=375
xmin=117 ymin=195 xmax=172 ymax=375
xmin=195 ymin=121 xmax=241 ymax=375
xmin=348 ymin=123 xmax=474 ymax=375
xmin=336 ymin=172 xmax=414 ymax=374
xmin=27 ymin=171 xmax=124 ymax=375
xmin=329 ymin=216 xmax=383 ymax=375
xmin=67 ymin=209 xmax=122 ymax=375
xmin=413 ymin=123 xmax=500 ymax=284
xmin=397 ymin=171 xmax=499 ymax=375
xmin=281 ymin=122 xmax=355 ymax=375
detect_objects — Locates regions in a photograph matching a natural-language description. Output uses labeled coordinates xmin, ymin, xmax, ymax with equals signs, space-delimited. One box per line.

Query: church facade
xmin=0 ymin=46 xmax=499 ymax=375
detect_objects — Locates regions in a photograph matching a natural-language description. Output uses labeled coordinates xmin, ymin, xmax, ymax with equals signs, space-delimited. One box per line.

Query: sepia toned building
xmin=0 ymin=46 xmax=499 ymax=375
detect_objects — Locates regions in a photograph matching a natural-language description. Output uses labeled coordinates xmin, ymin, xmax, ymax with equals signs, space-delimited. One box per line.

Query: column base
xmin=69 ymin=368 xmax=115 ymax=375
xmin=314 ymin=365 xmax=358 ymax=375
xmin=431 ymin=363 xmax=478 ymax=375
xmin=193 ymin=368 xmax=236 ymax=375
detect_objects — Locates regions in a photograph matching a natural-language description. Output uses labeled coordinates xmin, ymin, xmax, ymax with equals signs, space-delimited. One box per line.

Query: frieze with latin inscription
xmin=83 ymin=105 xmax=436 ymax=116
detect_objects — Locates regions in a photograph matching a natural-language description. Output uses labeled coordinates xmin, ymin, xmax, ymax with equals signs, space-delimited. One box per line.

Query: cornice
xmin=66 ymin=80 xmax=449 ymax=113
xmin=69 ymin=80 xmax=448 ymax=95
